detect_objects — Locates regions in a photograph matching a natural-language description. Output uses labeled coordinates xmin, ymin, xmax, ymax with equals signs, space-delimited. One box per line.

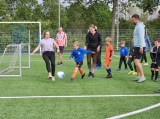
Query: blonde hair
xmin=120 ymin=41 xmax=126 ymax=44
xmin=41 ymin=30 xmax=50 ymax=38
xmin=105 ymin=37 xmax=112 ymax=43
xmin=73 ymin=41 xmax=79 ymax=46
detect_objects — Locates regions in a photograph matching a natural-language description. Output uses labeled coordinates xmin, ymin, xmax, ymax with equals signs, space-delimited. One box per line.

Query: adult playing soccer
xmin=131 ymin=14 xmax=146 ymax=83
xmin=29 ymin=30 xmax=60 ymax=81
xmin=84 ymin=24 xmax=102 ymax=78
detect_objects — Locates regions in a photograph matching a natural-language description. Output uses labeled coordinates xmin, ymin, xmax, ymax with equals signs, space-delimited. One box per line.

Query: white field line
xmin=106 ymin=103 xmax=160 ymax=119
xmin=0 ymin=94 xmax=160 ymax=99
xmin=24 ymin=60 xmax=119 ymax=62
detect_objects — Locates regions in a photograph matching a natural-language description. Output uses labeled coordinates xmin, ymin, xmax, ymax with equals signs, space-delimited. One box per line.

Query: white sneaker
xmin=143 ymin=63 xmax=148 ymax=65
xmin=48 ymin=73 xmax=52 ymax=78
xmin=52 ymin=77 xmax=55 ymax=81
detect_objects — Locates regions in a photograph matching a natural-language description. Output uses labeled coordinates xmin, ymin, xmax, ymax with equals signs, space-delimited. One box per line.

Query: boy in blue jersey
xmin=117 ymin=41 xmax=129 ymax=71
xmin=70 ymin=41 xmax=95 ymax=82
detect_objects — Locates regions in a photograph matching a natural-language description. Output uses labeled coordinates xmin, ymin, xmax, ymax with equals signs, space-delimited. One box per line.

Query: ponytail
xmin=41 ymin=30 xmax=50 ymax=38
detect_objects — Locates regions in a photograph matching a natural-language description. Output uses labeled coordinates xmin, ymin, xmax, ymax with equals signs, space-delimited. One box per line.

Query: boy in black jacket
xmin=150 ymin=39 xmax=160 ymax=82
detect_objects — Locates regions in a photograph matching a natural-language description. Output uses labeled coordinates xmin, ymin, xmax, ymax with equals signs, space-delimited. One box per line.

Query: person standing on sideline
xmin=131 ymin=14 xmax=146 ymax=83
xmin=56 ymin=27 xmax=67 ymax=66
xmin=84 ymin=24 xmax=102 ymax=78
xmin=154 ymin=10 xmax=160 ymax=93
xmin=95 ymin=26 xmax=102 ymax=69
xmin=141 ymin=32 xmax=152 ymax=65
xmin=29 ymin=30 xmax=60 ymax=81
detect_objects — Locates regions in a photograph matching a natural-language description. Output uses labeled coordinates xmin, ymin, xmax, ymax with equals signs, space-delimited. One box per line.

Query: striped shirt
xmin=56 ymin=31 xmax=67 ymax=46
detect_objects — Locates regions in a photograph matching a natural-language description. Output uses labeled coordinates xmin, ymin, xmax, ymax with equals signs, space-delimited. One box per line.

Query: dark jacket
xmin=129 ymin=43 xmax=134 ymax=56
xmin=150 ymin=46 xmax=160 ymax=64
xmin=85 ymin=31 xmax=102 ymax=49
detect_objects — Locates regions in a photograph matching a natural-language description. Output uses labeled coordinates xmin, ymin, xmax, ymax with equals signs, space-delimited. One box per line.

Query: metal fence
xmin=0 ymin=29 xmax=160 ymax=53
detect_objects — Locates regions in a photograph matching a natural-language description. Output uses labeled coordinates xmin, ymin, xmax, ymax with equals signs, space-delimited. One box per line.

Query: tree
xmin=0 ymin=0 xmax=7 ymax=21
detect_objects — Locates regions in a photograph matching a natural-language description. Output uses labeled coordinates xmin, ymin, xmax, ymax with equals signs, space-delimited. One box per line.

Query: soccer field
xmin=0 ymin=53 xmax=160 ymax=119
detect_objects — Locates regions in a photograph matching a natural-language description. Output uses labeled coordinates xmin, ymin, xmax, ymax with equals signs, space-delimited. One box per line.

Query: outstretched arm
xmin=29 ymin=43 xmax=41 ymax=56
xmin=81 ymin=48 xmax=92 ymax=54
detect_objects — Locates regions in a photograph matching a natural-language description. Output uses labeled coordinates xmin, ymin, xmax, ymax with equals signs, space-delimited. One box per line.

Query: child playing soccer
xmin=150 ymin=39 xmax=160 ymax=82
xmin=117 ymin=41 xmax=128 ymax=71
xmin=104 ymin=37 xmax=114 ymax=78
xmin=70 ymin=41 xmax=95 ymax=82
xmin=128 ymin=37 xmax=137 ymax=75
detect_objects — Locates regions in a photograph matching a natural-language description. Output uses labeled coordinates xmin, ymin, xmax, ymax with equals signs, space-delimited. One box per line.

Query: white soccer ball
xmin=57 ymin=71 xmax=65 ymax=79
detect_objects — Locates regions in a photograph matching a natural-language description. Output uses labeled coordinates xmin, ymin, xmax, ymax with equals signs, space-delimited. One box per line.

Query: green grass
xmin=0 ymin=53 xmax=160 ymax=119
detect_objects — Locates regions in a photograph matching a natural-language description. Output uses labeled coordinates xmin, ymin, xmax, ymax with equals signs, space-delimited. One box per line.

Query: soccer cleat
xmin=52 ymin=77 xmax=55 ymax=81
xmin=48 ymin=73 xmax=52 ymax=78
xmin=90 ymin=73 xmax=94 ymax=78
xmin=96 ymin=66 xmax=101 ymax=69
xmin=57 ymin=62 xmax=61 ymax=66
xmin=132 ymin=78 xmax=139 ymax=81
xmin=143 ymin=62 xmax=148 ymax=65
xmin=88 ymin=72 xmax=92 ymax=77
xmin=106 ymin=74 xmax=112 ymax=78
xmin=81 ymin=73 xmax=85 ymax=79
xmin=71 ymin=76 xmax=74 ymax=82
xmin=128 ymin=71 xmax=134 ymax=74
xmin=132 ymin=72 xmax=137 ymax=75
xmin=155 ymin=79 xmax=158 ymax=82
xmin=137 ymin=77 xmax=146 ymax=83
xmin=116 ymin=68 xmax=121 ymax=71
xmin=60 ymin=62 xmax=63 ymax=65
xmin=154 ymin=90 xmax=160 ymax=93
xmin=124 ymin=68 xmax=128 ymax=70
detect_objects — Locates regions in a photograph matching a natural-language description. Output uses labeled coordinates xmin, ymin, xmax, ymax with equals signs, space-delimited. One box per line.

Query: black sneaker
xmin=81 ymin=73 xmax=85 ymax=79
xmin=57 ymin=62 xmax=61 ymax=66
xmin=71 ymin=76 xmax=74 ymax=82
xmin=90 ymin=73 xmax=94 ymax=78
xmin=155 ymin=79 xmax=158 ymax=82
xmin=154 ymin=90 xmax=160 ymax=93
xmin=60 ymin=62 xmax=63 ymax=65
xmin=88 ymin=72 xmax=91 ymax=77
xmin=106 ymin=74 xmax=112 ymax=78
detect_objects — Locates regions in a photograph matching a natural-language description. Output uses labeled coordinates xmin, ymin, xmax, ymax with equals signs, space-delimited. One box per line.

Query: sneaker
xmin=132 ymin=72 xmax=137 ymax=75
xmin=132 ymin=78 xmax=139 ymax=81
xmin=90 ymin=73 xmax=94 ymax=78
xmin=106 ymin=74 xmax=112 ymax=78
xmin=57 ymin=62 xmax=61 ymax=66
xmin=124 ymin=68 xmax=128 ymax=70
xmin=137 ymin=77 xmax=146 ymax=83
xmin=96 ymin=66 xmax=101 ymax=69
xmin=60 ymin=62 xmax=63 ymax=65
xmin=116 ymin=68 xmax=121 ymax=71
xmin=88 ymin=72 xmax=92 ymax=77
xmin=155 ymin=79 xmax=158 ymax=82
xmin=154 ymin=90 xmax=160 ymax=93
xmin=71 ymin=76 xmax=74 ymax=82
xmin=48 ymin=73 xmax=52 ymax=78
xmin=52 ymin=77 xmax=55 ymax=81
xmin=143 ymin=62 xmax=148 ymax=65
xmin=81 ymin=73 xmax=85 ymax=79
xmin=128 ymin=71 xmax=134 ymax=74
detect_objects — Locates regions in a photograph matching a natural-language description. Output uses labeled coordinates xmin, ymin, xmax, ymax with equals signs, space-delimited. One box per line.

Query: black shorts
xmin=151 ymin=63 xmax=159 ymax=69
xmin=58 ymin=46 xmax=64 ymax=54
xmin=134 ymin=47 xmax=145 ymax=59
xmin=76 ymin=61 xmax=83 ymax=69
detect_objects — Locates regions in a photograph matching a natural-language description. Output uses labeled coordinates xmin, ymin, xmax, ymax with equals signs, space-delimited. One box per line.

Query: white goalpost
xmin=0 ymin=22 xmax=41 ymax=77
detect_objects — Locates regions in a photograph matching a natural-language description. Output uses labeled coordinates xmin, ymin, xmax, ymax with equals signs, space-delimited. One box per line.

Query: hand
xmin=125 ymin=56 xmax=127 ymax=60
xmin=92 ymin=51 xmax=95 ymax=54
xmin=70 ymin=58 xmax=72 ymax=60
xmin=130 ymin=55 xmax=132 ymax=58
xmin=57 ymin=49 xmax=60 ymax=53
xmin=29 ymin=53 xmax=33 ymax=56
xmin=84 ymin=46 xmax=87 ymax=50
xmin=139 ymin=48 xmax=143 ymax=54
xmin=109 ymin=58 xmax=112 ymax=61
xmin=65 ymin=45 xmax=67 ymax=48
xmin=97 ymin=46 xmax=100 ymax=52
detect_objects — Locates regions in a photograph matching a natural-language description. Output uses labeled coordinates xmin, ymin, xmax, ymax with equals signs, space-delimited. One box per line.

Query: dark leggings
xmin=42 ymin=51 xmax=55 ymax=76
xmin=141 ymin=52 xmax=147 ymax=63
xmin=128 ymin=57 xmax=137 ymax=72
xmin=118 ymin=57 xmax=127 ymax=69
xmin=87 ymin=48 xmax=99 ymax=73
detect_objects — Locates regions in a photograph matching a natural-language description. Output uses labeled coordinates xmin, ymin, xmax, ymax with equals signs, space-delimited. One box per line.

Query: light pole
xmin=117 ymin=0 xmax=119 ymax=50
xmin=59 ymin=0 xmax=60 ymax=27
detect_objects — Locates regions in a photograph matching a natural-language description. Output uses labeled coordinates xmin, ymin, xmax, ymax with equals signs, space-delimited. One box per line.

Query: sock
xmin=72 ymin=69 xmax=78 ymax=79
xmin=151 ymin=70 xmax=154 ymax=77
xmin=79 ymin=68 xmax=84 ymax=75
xmin=109 ymin=68 xmax=112 ymax=75
xmin=155 ymin=71 xmax=158 ymax=80
xmin=106 ymin=69 xmax=109 ymax=75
